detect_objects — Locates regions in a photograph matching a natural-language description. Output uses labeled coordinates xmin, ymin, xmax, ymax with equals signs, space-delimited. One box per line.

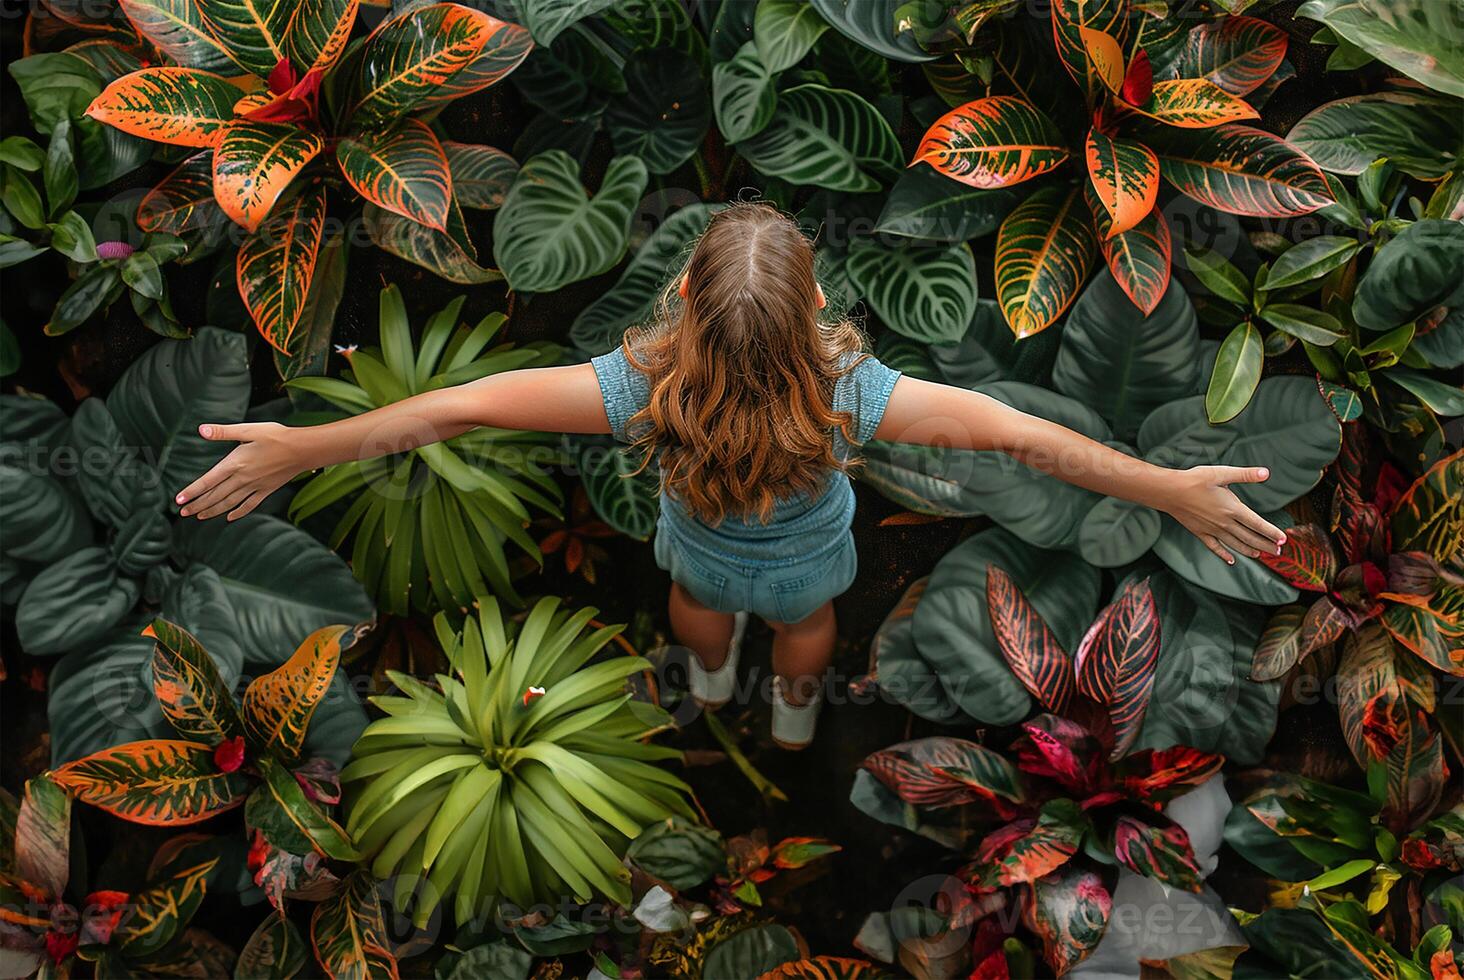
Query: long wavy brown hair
xmin=623 ymin=203 xmax=867 ymax=525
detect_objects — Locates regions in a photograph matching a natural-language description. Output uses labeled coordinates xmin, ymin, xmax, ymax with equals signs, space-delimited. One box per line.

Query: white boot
xmin=771 ymin=676 xmax=823 ymax=750
xmin=688 ymin=611 xmax=748 ymax=708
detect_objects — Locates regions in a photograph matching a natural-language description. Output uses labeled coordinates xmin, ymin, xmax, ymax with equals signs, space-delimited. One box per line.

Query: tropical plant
xmin=343 ymin=596 xmax=695 ymax=925
xmin=906 ymin=3 xmax=1330 ymax=335
xmin=80 ymin=0 xmax=532 ymax=354
xmin=1231 ymin=903 xmax=1462 ymax=980
xmin=852 ymin=714 xmax=1223 ymax=974
xmin=286 ymin=285 xmax=563 ymax=614
xmin=52 ymin=617 xmax=365 ymax=868
xmin=0 ymin=775 xmax=225 ymax=978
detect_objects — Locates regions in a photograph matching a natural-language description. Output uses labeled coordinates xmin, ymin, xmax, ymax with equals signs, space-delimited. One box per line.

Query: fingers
xmin=180 ymin=476 xmax=240 ymax=518
xmin=1201 ymin=533 xmax=1236 ymax=565
xmin=194 ymin=484 xmax=254 ymax=520
xmin=177 ymin=464 xmax=229 ymax=509
xmin=198 ymin=422 xmax=263 ymax=442
xmin=1226 ymin=521 xmax=1276 ymax=557
xmin=1237 ymin=507 xmax=1287 ymax=550
xmin=227 ymin=490 xmax=266 ymax=522
xmin=1215 ymin=465 xmax=1270 ymax=485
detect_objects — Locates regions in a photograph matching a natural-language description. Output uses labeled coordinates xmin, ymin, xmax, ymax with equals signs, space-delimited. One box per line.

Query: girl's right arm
xmin=176 ymin=363 xmax=609 ymax=521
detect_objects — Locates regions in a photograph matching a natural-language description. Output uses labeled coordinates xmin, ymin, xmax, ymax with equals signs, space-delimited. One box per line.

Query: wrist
xmin=1141 ymin=466 xmax=1192 ymax=514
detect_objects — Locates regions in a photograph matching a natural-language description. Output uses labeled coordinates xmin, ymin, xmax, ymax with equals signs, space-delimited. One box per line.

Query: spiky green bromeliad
xmin=342 ymin=597 xmax=696 ymax=926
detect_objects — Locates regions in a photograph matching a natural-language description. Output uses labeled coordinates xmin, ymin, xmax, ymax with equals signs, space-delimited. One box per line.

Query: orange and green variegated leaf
xmin=15 ymin=776 xmax=69 ymax=901
xmin=1073 ymin=577 xmax=1160 ymax=760
xmin=1389 ymin=448 xmax=1464 ymax=562
xmin=242 ymin=624 xmax=348 ymax=763
xmin=237 ymin=183 xmax=327 ymax=353
xmin=1050 ymin=0 xmax=1131 ymax=103
xmin=138 ymin=152 xmax=227 ymax=235
xmin=1078 ymin=26 xmax=1125 ymax=95
xmin=1128 ymin=78 xmax=1259 ymax=128
xmin=912 ymin=95 xmax=1070 ymax=190
xmin=1084 ymin=180 xmax=1171 ymax=315
xmin=995 ymin=184 xmax=1098 ymax=338
xmin=287 ymin=0 xmax=358 ymax=74
xmin=336 ymin=118 xmax=451 ymax=230
xmin=771 ymin=837 xmax=841 ymax=869
xmin=1336 ymin=625 xmax=1401 ymax=767
xmin=1149 ymin=124 xmax=1332 ymax=217
xmin=114 ymin=859 xmax=217 ymax=959
xmin=1250 ymin=604 xmax=1307 ymax=681
xmin=256 ymin=757 xmax=359 ymax=860
xmin=1381 ymin=722 xmax=1448 ymax=833
xmin=86 ymin=67 xmax=241 ymax=148
xmin=1119 ymin=746 xmax=1224 ymax=804
xmin=338 ymin=4 xmax=532 ymax=131
xmin=860 ymin=737 xmax=1026 ymax=814
xmin=1257 ymin=523 xmax=1339 ymax=591
xmin=1382 ymin=602 xmax=1464 ymax=676
xmin=1023 ymin=865 xmax=1111 ymax=976
xmin=52 ymin=740 xmax=250 ymax=825
xmin=311 ymin=870 xmax=400 ymax=980
xmin=973 ymin=800 xmax=1084 ymax=887
xmin=146 ymin=618 xmax=245 ymax=744
xmin=1176 ymin=16 xmax=1286 ymax=97
xmin=117 ymin=0 xmax=238 ymax=72
xmin=1300 ymin=594 xmax=1351 ymax=652
xmin=986 ymin=563 xmax=1076 ymax=715
xmin=213 ymin=120 xmax=324 ymax=232
xmin=1085 ymin=127 xmax=1158 ymax=236
xmin=194 ymin=0 xmax=292 ymax=77
xmin=1112 ymin=813 xmax=1203 ymax=890
xmin=760 ymin=957 xmax=894 ymax=980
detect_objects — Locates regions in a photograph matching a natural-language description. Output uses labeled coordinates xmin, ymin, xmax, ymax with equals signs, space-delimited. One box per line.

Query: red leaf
xmin=1257 ymin=523 xmax=1338 ymax=591
xmin=79 ymin=890 xmax=128 ymax=946
xmin=1361 ymin=690 xmax=1408 ymax=759
xmin=213 ymin=736 xmax=246 ymax=774
xmin=267 ymin=58 xmax=297 ymax=95
xmin=1121 ymin=49 xmax=1152 ymax=106
xmin=986 ymin=564 xmax=1075 ymax=714
xmin=1112 ymin=814 xmax=1204 ymax=890
xmin=1073 ymin=579 xmax=1161 ymax=759
xmin=46 ymin=929 xmax=78 ymax=964
xmin=1120 ymin=746 xmax=1224 ymax=804
xmin=861 ymin=737 xmax=1027 ymax=813
xmin=1015 ymin=715 xmax=1106 ymax=796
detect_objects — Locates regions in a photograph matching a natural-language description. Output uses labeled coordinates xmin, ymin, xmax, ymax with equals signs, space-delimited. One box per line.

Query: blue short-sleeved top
xmin=590 ymin=345 xmax=901 ymax=565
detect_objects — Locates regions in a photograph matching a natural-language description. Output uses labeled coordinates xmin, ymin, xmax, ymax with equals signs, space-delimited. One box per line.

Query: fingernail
xmin=1258 ymin=467 xmax=1269 ymax=479
xmin=199 ymin=424 xmax=211 ymax=437
xmin=1276 ymin=545 xmax=1282 ymax=555
xmin=176 ymin=493 xmax=186 ymax=504
xmin=1227 ymin=557 xmax=1235 ymax=565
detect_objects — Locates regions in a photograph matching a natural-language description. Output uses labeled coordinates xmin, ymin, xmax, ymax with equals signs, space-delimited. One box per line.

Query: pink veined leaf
xmin=1073 ymin=578 xmax=1161 ymax=759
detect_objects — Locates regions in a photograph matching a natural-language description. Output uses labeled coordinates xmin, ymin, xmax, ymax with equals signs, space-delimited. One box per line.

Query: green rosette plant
xmin=286 ymin=285 xmax=564 ymax=615
xmin=342 ymin=596 xmax=696 ymax=926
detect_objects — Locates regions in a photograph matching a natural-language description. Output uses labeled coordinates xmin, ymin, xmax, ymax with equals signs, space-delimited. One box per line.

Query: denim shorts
xmin=655 ymin=525 xmax=858 ymax=624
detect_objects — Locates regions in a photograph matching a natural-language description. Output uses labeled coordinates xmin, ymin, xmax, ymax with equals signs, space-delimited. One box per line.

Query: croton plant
xmin=854 ymin=715 xmax=1224 ymax=974
xmin=909 ymin=1 xmax=1329 ymax=335
xmin=83 ymin=0 xmax=531 ymax=353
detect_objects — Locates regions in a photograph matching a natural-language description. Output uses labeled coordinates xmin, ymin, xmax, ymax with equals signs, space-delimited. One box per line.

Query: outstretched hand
xmin=1164 ymin=465 xmax=1287 ymax=564
xmin=176 ymin=422 xmax=302 ymax=522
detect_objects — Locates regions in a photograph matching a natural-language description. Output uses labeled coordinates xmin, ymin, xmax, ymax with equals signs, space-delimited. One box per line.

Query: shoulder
xmin=833 ymin=351 xmax=901 ymax=444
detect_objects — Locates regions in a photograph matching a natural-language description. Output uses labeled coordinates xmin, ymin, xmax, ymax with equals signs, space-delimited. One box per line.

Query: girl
xmin=176 ymin=203 xmax=1285 ymax=749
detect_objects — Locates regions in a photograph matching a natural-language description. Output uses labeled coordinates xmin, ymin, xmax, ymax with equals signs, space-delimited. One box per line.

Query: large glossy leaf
xmin=310 ymin=870 xmax=398 ymax=979
xmin=137 ymin=151 xmax=228 ymax=236
xmin=1205 ymin=320 xmax=1263 ymax=423
xmin=875 ymin=162 xmax=1016 ymax=242
xmin=913 ymin=96 xmax=1069 ymax=190
xmin=493 ymin=151 xmax=648 ymax=294
xmin=606 ymin=49 xmax=709 ymax=175
xmin=116 ymin=859 xmax=217 ymax=958
xmin=237 ymin=183 xmax=327 ymax=352
xmin=1255 ymin=523 xmax=1337 ymax=591
xmin=117 ymin=0 xmax=237 ymax=72
xmin=1148 ymin=124 xmax=1332 ymax=216
xmin=444 ymin=142 xmax=517 ymax=210
xmin=193 ymin=0 xmax=290 ymax=76
xmin=0 ymin=464 xmax=89 ymax=564
xmin=845 ymin=237 xmax=977 ymax=343
xmin=337 ymin=118 xmax=451 ymax=229
xmin=577 ymin=438 xmax=658 ymax=541
xmin=868 ymin=577 xmax=968 ymax=724
xmin=86 ymin=67 xmax=240 ymax=147
xmin=515 ymin=0 xmax=617 ymax=46
xmin=242 ymin=624 xmax=350 ymax=763
xmin=1297 ymin=0 xmax=1464 ymax=97
xmin=1174 ymin=16 xmax=1287 ymax=96
xmin=912 ymin=527 xmax=1101 ymax=724
xmin=1352 ymin=220 xmax=1464 ymax=331
xmin=1050 ymin=0 xmax=1131 ymax=103
xmin=712 ymin=41 xmax=777 ymax=144
xmin=1078 ymin=495 xmax=1162 ymax=567
xmin=1286 ymin=91 xmax=1462 ymax=179
xmin=808 ymin=0 xmax=935 ymax=63
xmin=1085 ymin=128 xmax=1158 ymax=237
xmin=148 ymin=618 xmax=245 ymax=743
xmin=860 ymin=736 xmax=1026 ymax=811
xmin=1075 ymin=578 xmax=1161 ymax=758
xmin=994 ymin=184 xmax=1098 ymax=338
xmin=569 ymin=203 xmax=717 ymax=353
xmin=1153 ymin=513 xmax=1298 ymax=604
xmin=1023 ymin=865 xmax=1111 ymax=976
xmin=173 ymin=513 xmax=374 ymax=666
xmin=1053 ymin=269 xmax=1201 ymax=442
xmin=1139 ymin=375 xmax=1340 ymax=513
xmin=336 ymin=4 xmax=532 ymax=130
xmin=1084 ymin=182 xmax=1172 ymax=316
xmin=16 ymin=547 xmax=140 ymax=655
xmin=754 ymin=0 xmax=829 ymax=72
xmin=986 ymin=564 xmax=1076 ymax=715
xmin=1129 ymin=78 xmax=1259 ymax=128
xmin=213 ymin=120 xmax=324 ymax=232
xmin=737 ymin=83 xmax=901 ymax=194
xmin=52 ymin=739 xmax=250 ymax=824
xmin=364 ymin=199 xmax=500 ymax=285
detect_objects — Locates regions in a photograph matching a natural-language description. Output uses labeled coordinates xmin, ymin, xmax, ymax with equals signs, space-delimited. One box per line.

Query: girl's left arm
xmin=875 ymin=376 xmax=1287 ymax=564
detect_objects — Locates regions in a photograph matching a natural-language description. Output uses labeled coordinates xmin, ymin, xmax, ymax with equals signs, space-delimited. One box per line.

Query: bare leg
xmin=766 ymin=601 xmax=836 ymax=706
xmin=668 ymin=582 xmax=736 ymax=671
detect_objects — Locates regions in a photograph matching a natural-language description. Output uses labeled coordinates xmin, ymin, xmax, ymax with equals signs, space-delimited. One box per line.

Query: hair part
xmin=622 ymin=202 xmax=866 ymax=525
